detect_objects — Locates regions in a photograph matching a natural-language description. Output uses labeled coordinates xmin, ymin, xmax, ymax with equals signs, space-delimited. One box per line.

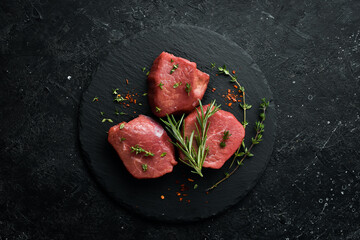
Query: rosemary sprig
xmin=131 ymin=145 xmax=154 ymax=157
xmin=218 ymin=65 xmax=251 ymax=128
xmin=207 ymin=98 xmax=269 ymax=191
xmin=161 ymin=100 xmax=220 ymax=177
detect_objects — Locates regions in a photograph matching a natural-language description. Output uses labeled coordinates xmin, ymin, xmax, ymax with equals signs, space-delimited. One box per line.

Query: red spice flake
xmin=180 ymin=184 xmax=185 ymax=187
xmin=175 ymin=180 xmax=180 ymax=184
xmin=133 ymin=111 xmax=136 ymax=113
xmin=233 ymin=85 xmax=238 ymax=89
xmin=134 ymin=99 xmax=137 ymax=104
xmin=182 ymin=193 xmax=188 ymax=196
xmin=228 ymin=103 xmax=232 ymax=107
xmin=232 ymin=70 xmax=236 ymax=74
xmin=168 ymin=188 xmax=171 ymax=190
xmin=160 ymin=195 xmax=165 ymax=199
xmin=205 ymin=201 xmax=209 ymax=204
xmin=186 ymin=200 xmax=191 ymax=203
xmin=211 ymin=88 xmax=216 ymax=92
xmin=126 ymin=79 xmax=129 ymax=84
xmin=216 ymin=74 xmax=218 ymax=76
xmin=187 ymin=178 xmax=194 ymax=182
xmin=179 ymin=198 xmax=183 ymax=202
xmin=205 ymin=191 xmax=209 ymax=195
xmin=176 ymin=192 xmax=181 ymax=196
xmin=227 ymin=89 xmax=231 ymax=93
xmin=126 ymin=104 xmax=130 ymax=107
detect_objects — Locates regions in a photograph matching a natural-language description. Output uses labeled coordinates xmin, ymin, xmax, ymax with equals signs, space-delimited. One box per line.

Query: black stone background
xmin=1 ymin=0 xmax=359 ymax=239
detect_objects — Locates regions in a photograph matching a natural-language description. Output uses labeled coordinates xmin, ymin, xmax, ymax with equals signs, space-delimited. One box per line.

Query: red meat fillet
xmin=147 ymin=52 xmax=209 ymax=117
xmin=108 ymin=115 xmax=177 ymax=179
xmin=182 ymin=104 xmax=245 ymax=169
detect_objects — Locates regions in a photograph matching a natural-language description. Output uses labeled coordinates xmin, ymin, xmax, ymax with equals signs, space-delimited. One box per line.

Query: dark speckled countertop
xmin=1 ymin=0 xmax=360 ymax=239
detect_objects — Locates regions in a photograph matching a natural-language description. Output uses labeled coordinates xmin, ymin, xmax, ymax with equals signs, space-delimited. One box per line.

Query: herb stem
xmin=207 ymin=98 xmax=269 ymax=191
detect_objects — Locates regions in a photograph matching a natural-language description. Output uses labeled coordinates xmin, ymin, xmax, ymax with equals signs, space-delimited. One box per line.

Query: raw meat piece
xmin=147 ymin=52 xmax=209 ymax=117
xmin=108 ymin=115 xmax=177 ymax=179
xmin=182 ymin=104 xmax=245 ymax=169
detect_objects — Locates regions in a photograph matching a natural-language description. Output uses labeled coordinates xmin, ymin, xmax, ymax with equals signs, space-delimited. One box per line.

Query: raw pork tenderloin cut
xmin=147 ymin=52 xmax=209 ymax=117
xmin=108 ymin=115 xmax=177 ymax=179
xmin=182 ymin=104 xmax=245 ymax=169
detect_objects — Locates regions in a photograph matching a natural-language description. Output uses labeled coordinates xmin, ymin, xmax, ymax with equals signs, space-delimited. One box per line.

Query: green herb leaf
xmin=171 ymin=59 xmax=174 ymax=63
xmin=170 ymin=64 xmax=179 ymax=74
xmin=142 ymin=67 xmax=146 ymax=72
xmin=173 ymin=82 xmax=182 ymax=88
xmin=142 ymin=164 xmax=148 ymax=172
xmin=100 ymin=111 xmax=104 ymax=116
xmin=160 ymin=152 xmax=167 ymax=157
xmin=185 ymin=83 xmax=191 ymax=95
xmin=211 ymin=63 xmax=216 ymax=69
xmin=146 ymin=71 xmax=150 ymax=76
xmin=119 ymin=123 xmax=125 ymax=129
xmin=194 ymin=184 xmax=198 ymax=189
xmin=102 ymin=118 xmax=113 ymax=123
xmin=159 ymin=82 xmax=164 ymax=90
xmin=120 ymin=137 xmax=126 ymax=142
xmin=142 ymin=93 xmax=148 ymax=96
xmin=92 ymin=97 xmax=99 ymax=102
xmin=112 ymin=88 xmax=119 ymax=95
xmin=155 ymin=106 xmax=161 ymax=112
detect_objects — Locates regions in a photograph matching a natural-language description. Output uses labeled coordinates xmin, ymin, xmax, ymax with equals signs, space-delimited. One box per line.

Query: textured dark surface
xmin=1 ymin=0 xmax=360 ymax=239
xmin=78 ymin=25 xmax=275 ymax=221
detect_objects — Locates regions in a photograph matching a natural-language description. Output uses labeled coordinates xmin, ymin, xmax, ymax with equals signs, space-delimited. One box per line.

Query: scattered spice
xmin=126 ymin=79 xmax=129 ymax=84
xmin=160 ymin=195 xmax=165 ymax=200
xmin=232 ymin=70 xmax=236 ymax=74
xmin=187 ymin=178 xmax=194 ymax=182
xmin=142 ymin=67 xmax=146 ymax=72
xmin=92 ymin=97 xmax=99 ymax=102
xmin=119 ymin=123 xmax=125 ymax=129
xmin=211 ymin=88 xmax=216 ymax=92
xmin=193 ymin=184 xmax=198 ymax=189
xmin=142 ymin=164 xmax=148 ymax=172
xmin=155 ymin=106 xmax=161 ymax=112
xmin=160 ymin=152 xmax=167 ymax=157
xmin=146 ymin=71 xmax=150 ymax=76
xmin=143 ymin=92 xmax=148 ymax=96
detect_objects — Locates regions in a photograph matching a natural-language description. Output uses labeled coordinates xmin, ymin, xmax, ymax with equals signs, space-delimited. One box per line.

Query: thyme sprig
xmin=131 ymin=145 xmax=154 ymax=157
xmin=207 ymin=98 xmax=269 ymax=191
xmin=218 ymin=65 xmax=251 ymax=128
xmin=161 ymin=100 xmax=220 ymax=177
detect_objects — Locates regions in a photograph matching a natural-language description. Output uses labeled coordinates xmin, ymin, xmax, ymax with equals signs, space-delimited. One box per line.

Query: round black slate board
xmin=78 ymin=24 xmax=276 ymax=222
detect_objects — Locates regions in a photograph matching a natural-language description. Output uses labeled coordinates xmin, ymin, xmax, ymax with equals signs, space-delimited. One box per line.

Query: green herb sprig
xmin=220 ymin=130 xmax=231 ymax=148
xmin=170 ymin=64 xmax=179 ymax=74
xmin=131 ymin=145 xmax=154 ymax=157
xmin=207 ymin=98 xmax=269 ymax=191
xmin=185 ymin=83 xmax=192 ymax=95
xmin=218 ymin=65 xmax=251 ymax=127
xmin=161 ymin=100 xmax=220 ymax=177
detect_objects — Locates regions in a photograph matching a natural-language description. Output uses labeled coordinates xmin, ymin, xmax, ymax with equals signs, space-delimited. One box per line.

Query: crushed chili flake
xmin=160 ymin=195 xmax=165 ymax=199
xmin=182 ymin=193 xmax=188 ymax=196
xmin=205 ymin=201 xmax=209 ymax=204
xmin=187 ymin=178 xmax=194 ymax=182
xmin=179 ymin=198 xmax=183 ymax=202
xmin=126 ymin=104 xmax=130 ymax=107
xmin=233 ymin=85 xmax=238 ymax=89
xmin=176 ymin=192 xmax=181 ymax=196
xmin=228 ymin=103 xmax=232 ymax=107
xmin=126 ymin=79 xmax=129 ymax=84
xmin=186 ymin=200 xmax=191 ymax=203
